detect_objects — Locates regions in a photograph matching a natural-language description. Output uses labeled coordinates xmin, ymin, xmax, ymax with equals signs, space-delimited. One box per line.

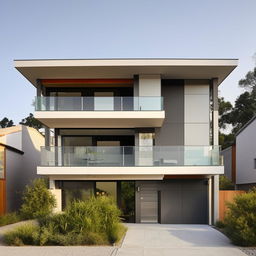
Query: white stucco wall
xmin=138 ymin=75 xmax=161 ymax=96
xmin=20 ymin=126 xmax=44 ymax=182
xmin=1 ymin=131 xmax=22 ymax=150
xmin=236 ymin=118 xmax=256 ymax=184
xmin=5 ymin=126 xmax=45 ymax=212
xmin=184 ymin=80 xmax=210 ymax=145
xmin=49 ymin=189 xmax=62 ymax=212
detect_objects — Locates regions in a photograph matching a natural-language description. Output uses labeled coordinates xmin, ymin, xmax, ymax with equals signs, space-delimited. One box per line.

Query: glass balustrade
xmin=35 ymin=97 xmax=164 ymax=111
xmin=40 ymin=146 xmax=222 ymax=167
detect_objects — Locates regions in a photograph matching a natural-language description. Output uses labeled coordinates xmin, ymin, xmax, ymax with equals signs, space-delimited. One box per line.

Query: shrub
xmin=223 ymin=188 xmax=256 ymax=246
xmin=20 ymin=178 xmax=56 ymax=219
xmin=215 ymin=220 xmax=225 ymax=229
xmin=4 ymin=223 xmax=39 ymax=246
xmin=5 ymin=196 xmax=126 ymax=246
xmin=0 ymin=212 xmax=21 ymax=227
xmin=219 ymin=175 xmax=235 ymax=190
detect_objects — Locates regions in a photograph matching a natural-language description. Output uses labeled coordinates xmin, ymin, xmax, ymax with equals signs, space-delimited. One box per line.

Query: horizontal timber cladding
xmin=136 ymin=179 xmax=208 ymax=224
xmin=41 ymin=79 xmax=134 ymax=87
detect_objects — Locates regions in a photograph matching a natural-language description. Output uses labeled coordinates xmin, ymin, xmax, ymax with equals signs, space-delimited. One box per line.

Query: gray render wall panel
xmin=6 ymin=151 xmax=23 ymax=212
xmin=221 ymin=147 xmax=232 ymax=180
xmin=155 ymin=80 xmax=184 ymax=146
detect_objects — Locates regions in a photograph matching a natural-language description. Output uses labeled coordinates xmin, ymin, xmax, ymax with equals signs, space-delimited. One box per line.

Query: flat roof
xmin=14 ymin=58 xmax=238 ymax=87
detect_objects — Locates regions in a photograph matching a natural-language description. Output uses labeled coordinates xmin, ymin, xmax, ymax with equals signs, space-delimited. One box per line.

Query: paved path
xmin=116 ymin=224 xmax=246 ymax=256
xmin=0 ymin=223 xmax=246 ymax=256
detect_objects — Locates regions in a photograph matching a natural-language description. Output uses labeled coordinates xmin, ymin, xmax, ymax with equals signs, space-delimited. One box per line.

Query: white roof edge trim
xmin=14 ymin=59 xmax=238 ymax=68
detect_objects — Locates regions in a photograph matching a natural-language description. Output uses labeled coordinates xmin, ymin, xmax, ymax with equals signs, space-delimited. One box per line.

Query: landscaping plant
xmin=223 ymin=187 xmax=256 ymax=246
xmin=4 ymin=196 xmax=126 ymax=246
xmin=219 ymin=175 xmax=235 ymax=190
xmin=0 ymin=212 xmax=21 ymax=227
xmin=20 ymin=178 xmax=56 ymax=219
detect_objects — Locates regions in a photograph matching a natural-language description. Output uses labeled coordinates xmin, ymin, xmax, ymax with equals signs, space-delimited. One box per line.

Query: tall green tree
xmin=239 ymin=67 xmax=256 ymax=92
xmin=20 ymin=113 xmax=43 ymax=131
xmin=218 ymin=97 xmax=233 ymax=130
xmin=230 ymin=91 xmax=256 ymax=133
xmin=0 ymin=117 xmax=14 ymax=128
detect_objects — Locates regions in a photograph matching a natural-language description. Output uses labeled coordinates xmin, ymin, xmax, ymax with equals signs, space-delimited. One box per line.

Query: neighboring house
xmin=221 ymin=115 xmax=256 ymax=190
xmin=0 ymin=125 xmax=44 ymax=215
xmin=15 ymin=58 xmax=237 ymax=224
xmin=220 ymin=144 xmax=236 ymax=183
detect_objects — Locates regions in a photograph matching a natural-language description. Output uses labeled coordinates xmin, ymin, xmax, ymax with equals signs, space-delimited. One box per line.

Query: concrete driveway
xmin=117 ymin=224 xmax=246 ymax=256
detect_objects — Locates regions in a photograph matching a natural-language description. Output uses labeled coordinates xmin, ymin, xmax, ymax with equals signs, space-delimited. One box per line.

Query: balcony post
xmin=122 ymin=146 xmax=125 ymax=166
xmin=44 ymin=126 xmax=50 ymax=147
xmin=36 ymin=79 xmax=42 ymax=97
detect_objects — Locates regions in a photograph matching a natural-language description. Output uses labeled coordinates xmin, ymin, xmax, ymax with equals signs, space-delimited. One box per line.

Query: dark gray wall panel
xmin=155 ymin=80 xmax=184 ymax=146
xmin=161 ymin=188 xmax=182 ymax=224
xmin=136 ymin=179 xmax=208 ymax=224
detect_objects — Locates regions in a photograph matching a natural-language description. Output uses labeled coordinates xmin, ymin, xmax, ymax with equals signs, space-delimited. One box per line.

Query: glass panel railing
xmin=40 ymin=146 xmax=221 ymax=167
xmin=35 ymin=97 xmax=164 ymax=111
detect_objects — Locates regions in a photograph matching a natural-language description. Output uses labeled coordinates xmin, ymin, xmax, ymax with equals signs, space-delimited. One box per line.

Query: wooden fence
xmin=219 ymin=190 xmax=245 ymax=221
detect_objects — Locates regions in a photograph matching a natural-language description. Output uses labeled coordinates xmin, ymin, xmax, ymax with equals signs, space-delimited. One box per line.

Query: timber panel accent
xmin=0 ymin=180 xmax=6 ymax=215
xmin=219 ymin=190 xmax=245 ymax=221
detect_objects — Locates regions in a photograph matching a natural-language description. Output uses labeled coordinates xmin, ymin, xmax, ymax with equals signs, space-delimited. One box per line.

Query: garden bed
xmin=3 ymin=197 xmax=127 ymax=246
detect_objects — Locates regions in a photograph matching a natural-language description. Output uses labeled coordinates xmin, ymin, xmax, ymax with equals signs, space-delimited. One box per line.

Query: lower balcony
xmin=37 ymin=146 xmax=224 ymax=178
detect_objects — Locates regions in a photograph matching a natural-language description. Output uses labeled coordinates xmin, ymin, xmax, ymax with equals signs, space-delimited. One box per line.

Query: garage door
xmin=161 ymin=179 xmax=208 ymax=224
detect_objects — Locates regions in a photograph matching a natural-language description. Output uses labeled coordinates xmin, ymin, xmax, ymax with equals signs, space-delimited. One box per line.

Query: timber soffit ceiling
xmin=14 ymin=58 xmax=238 ymax=87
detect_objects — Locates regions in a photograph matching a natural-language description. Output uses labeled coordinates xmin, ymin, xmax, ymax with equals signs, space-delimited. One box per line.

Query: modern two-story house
xmin=15 ymin=58 xmax=237 ymax=224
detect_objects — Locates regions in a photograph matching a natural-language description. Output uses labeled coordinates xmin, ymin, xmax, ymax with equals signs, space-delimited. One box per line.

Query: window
xmin=254 ymin=158 xmax=256 ymax=169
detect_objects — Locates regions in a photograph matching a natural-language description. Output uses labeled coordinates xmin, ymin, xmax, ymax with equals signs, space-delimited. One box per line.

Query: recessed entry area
xmin=56 ymin=180 xmax=135 ymax=223
xmin=56 ymin=179 xmax=208 ymax=224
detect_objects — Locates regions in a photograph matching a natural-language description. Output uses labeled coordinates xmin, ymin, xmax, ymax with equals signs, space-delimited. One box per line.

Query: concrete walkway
xmin=0 ymin=223 xmax=246 ymax=256
xmin=116 ymin=224 xmax=246 ymax=256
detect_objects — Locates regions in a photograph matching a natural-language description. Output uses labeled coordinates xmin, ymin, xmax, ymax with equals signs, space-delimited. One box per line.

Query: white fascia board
xmin=14 ymin=59 xmax=238 ymax=68
xmin=34 ymin=111 xmax=165 ymax=119
xmin=37 ymin=166 xmax=224 ymax=176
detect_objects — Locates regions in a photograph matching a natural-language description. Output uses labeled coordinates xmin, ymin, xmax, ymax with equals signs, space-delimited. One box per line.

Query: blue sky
xmin=0 ymin=0 xmax=256 ymax=123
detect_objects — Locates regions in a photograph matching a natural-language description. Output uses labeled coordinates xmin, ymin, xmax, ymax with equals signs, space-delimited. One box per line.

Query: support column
xmin=49 ymin=178 xmax=55 ymax=189
xmin=44 ymin=126 xmax=50 ymax=147
xmin=49 ymin=178 xmax=62 ymax=212
xmin=212 ymin=78 xmax=219 ymax=146
xmin=133 ymin=75 xmax=139 ymax=97
xmin=208 ymin=177 xmax=212 ymax=225
xmin=212 ymin=175 xmax=219 ymax=224
xmin=211 ymin=78 xmax=219 ymax=224
xmin=36 ymin=79 xmax=42 ymax=97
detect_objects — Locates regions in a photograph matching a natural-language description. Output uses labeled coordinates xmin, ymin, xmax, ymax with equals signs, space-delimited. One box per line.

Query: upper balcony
xmin=34 ymin=96 xmax=165 ymax=128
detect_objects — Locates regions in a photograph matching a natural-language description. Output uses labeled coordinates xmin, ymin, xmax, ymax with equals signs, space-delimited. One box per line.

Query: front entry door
xmin=140 ymin=189 xmax=158 ymax=223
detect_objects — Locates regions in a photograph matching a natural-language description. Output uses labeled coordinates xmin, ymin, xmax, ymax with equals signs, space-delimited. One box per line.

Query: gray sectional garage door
xmin=136 ymin=179 xmax=208 ymax=224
